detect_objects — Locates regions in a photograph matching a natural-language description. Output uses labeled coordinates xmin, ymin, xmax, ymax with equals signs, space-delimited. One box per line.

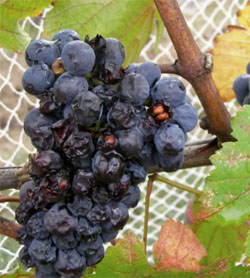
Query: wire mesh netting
xmin=0 ymin=0 xmax=248 ymax=274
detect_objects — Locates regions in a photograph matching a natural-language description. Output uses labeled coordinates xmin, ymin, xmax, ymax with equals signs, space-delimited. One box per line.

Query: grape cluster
xmin=16 ymin=29 xmax=198 ymax=278
xmin=233 ymin=61 xmax=250 ymax=105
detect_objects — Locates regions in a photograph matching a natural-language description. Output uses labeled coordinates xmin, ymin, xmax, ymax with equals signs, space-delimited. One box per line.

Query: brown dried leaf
xmin=153 ymin=219 xmax=207 ymax=271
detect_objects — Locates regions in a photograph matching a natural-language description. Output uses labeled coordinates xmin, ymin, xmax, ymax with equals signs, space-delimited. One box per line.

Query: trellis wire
xmin=0 ymin=0 xmax=247 ymax=273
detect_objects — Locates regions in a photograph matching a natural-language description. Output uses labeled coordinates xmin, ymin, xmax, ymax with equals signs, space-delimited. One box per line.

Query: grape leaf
xmin=194 ymin=221 xmax=248 ymax=265
xmin=0 ymin=265 xmax=35 ymax=278
xmin=245 ymin=229 xmax=250 ymax=257
xmin=44 ymin=0 xmax=158 ymax=65
xmin=211 ymin=3 xmax=250 ymax=101
xmin=153 ymin=219 xmax=207 ymax=271
xmin=0 ymin=0 xmax=52 ymax=51
xmin=200 ymin=105 xmax=250 ymax=225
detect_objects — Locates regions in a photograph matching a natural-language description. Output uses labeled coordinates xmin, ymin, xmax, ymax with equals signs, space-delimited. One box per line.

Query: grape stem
xmin=154 ymin=0 xmax=233 ymax=143
xmin=154 ymin=174 xmax=202 ymax=196
xmin=143 ymin=174 xmax=156 ymax=254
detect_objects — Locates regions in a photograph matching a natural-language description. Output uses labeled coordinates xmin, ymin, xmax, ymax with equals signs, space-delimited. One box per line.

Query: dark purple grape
xmin=22 ymin=64 xmax=55 ymax=97
xmin=125 ymin=63 xmax=139 ymax=74
xmin=243 ymin=92 xmax=250 ymax=105
xmin=101 ymin=221 xmax=118 ymax=243
xmin=86 ymin=204 xmax=111 ymax=224
xmin=52 ymin=232 xmax=79 ymax=250
xmin=17 ymin=225 xmax=33 ymax=246
xmin=92 ymin=151 xmax=125 ymax=183
xmin=93 ymin=84 xmax=117 ymax=112
xmin=24 ymin=108 xmax=55 ymax=138
xmin=72 ymin=169 xmax=96 ymax=196
xmin=92 ymin=186 xmax=111 ymax=205
xmin=19 ymin=180 xmax=36 ymax=204
xmin=52 ymin=29 xmax=81 ymax=52
xmin=128 ymin=161 xmax=147 ymax=184
xmin=108 ymin=201 xmax=129 ymax=229
xmin=107 ymin=101 xmax=137 ymax=129
xmin=154 ymin=123 xmax=186 ymax=155
xmin=63 ymin=130 xmax=95 ymax=169
xmin=39 ymin=90 xmax=63 ymax=118
xmin=136 ymin=61 xmax=161 ymax=87
xmin=51 ymin=118 xmax=74 ymax=148
xmin=118 ymin=73 xmax=150 ymax=106
xmin=77 ymin=236 xmax=103 ymax=257
xmin=38 ymin=169 xmax=70 ymax=203
xmin=121 ymin=185 xmax=141 ymax=208
xmin=62 ymin=40 xmax=95 ymax=75
xmin=173 ymin=101 xmax=198 ymax=132
xmin=15 ymin=203 xmax=35 ymax=225
xmin=19 ymin=247 xmax=35 ymax=268
xmin=102 ymin=38 xmax=125 ymax=67
xmin=54 ymin=249 xmax=86 ymax=278
xmin=86 ymin=245 xmax=104 ymax=266
xmin=25 ymin=39 xmax=60 ymax=66
xmin=24 ymin=109 xmax=56 ymax=151
xmin=26 ymin=211 xmax=49 ymax=239
xmin=30 ymin=150 xmax=63 ymax=177
xmin=137 ymin=143 xmax=155 ymax=170
xmin=36 ymin=267 xmax=60 ymax=278
xmin=154 ymin=151 xmax=184 ymax=172
xmin=151 ymin=77 xmax=186 ymax=107
xmin=76 ymin=217 xmax=101 ymax=241
xmin=233 ymin=74 xmax=250 ymax=105
xmin=85 ymin=34 xmax=106 ymax=65
xmin=54 ymin=72 xmax=89 ymax=104
xmin=67 ymin=195 xmax=93 ymax=217
xmin=99 ymin=38 xmax=125 ymax=80
xmin=107 ymin=173 xmax=130 ymax=199
xmin=70 ymin=91 xmax=103 ymax=127
xmin=44 ymin=204 xmax=78 ymax=235
xmin=28 ymin=238 xmax=57 ymax=264
xmin=115 ymin=127 xmax=144 ymax=159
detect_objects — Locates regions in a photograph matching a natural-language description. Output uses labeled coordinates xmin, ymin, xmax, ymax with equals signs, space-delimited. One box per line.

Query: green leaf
xmin=44 ymin=0 xmax=156 ymax=65
xmin=200 ymin=105 xmax=250 ymax=225
xmin=0 ymin=264 xmax=35 ymax=278
xmin=245 ymin=229 xmax=250 ymax=257
xmin=83 ymin=232 xmax=157 ymax=278
xmin=154 ymin=10 xmax=164 ymax=53
xmin=0 ymin=0 xmax=52 ymax=51
xmin=194 ymin=221 xmax=248 ymax=265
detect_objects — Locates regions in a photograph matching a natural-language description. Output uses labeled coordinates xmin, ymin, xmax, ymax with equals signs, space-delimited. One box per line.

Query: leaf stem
xmin=154 ymin=174 xmax=202 ymax=196
xmin=143 ymin=174 xmax=155 ymax=255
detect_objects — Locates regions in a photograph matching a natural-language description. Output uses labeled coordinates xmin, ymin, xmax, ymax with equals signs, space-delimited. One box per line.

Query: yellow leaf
xmin=238 ymin=2 xmax=250 ymax=30
xmin=211 ymin=3 xmax=250 ymax=102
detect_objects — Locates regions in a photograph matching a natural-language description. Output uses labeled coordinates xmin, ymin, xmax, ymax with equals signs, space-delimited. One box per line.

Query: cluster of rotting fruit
xmin=15 ymin=29 xmax=198 ymax=278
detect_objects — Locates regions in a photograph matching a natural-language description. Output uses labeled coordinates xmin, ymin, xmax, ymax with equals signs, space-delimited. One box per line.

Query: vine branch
xmin=154 ymin=0 xmax=233 ymax=143
xmin=0 ymin=194 xmax=20 ymax=203
xmin=0 ymin=216 xmax=20 ymax=239
xmin=0 ymin=139 xmax=218 ymax=192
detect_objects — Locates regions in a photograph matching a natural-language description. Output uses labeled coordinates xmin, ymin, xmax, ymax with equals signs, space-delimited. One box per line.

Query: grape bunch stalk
xmin=16 ymin=29 xmax=198 ymax=278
